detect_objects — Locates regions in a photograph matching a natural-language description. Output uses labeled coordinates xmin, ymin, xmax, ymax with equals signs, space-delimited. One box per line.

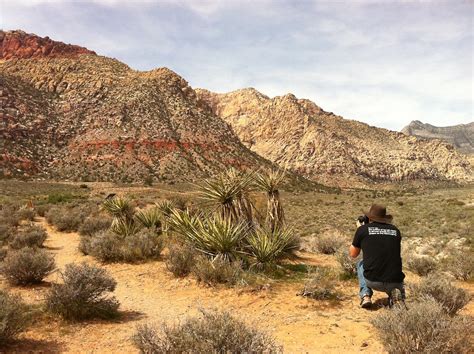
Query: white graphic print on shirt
xmin=368 ymin=227 xmax=397 ymax=236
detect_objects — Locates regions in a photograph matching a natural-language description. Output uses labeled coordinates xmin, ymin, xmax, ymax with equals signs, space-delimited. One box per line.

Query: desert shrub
xmin=192 ymin=257 xmax=244 ymax=286
xmin=311 ymin=230 xmax=346 ymax=254
xmin=372 ymin=299 xmax=473 ymax=353
xmin=409 ymin=274 xmax=470 ymax=315
xmin=46 ymin=204 xmax=93 ymax=232
xmin=0 ymin=248 xmax=7 ymax=261
xmin=0 ymin=290 xmax=31 ymax=344
xmin=81 ymin=229 xmax=163 ymax=262
xmin=443 ymin=248 xmax=474 ymax=281
xmin=46 ymin=263 xmax=119 ymax=320
xmin=9 ymin=225 xmax=48 ymax=249
xmin=35 ymin=204 xmax=50 ymax=217
xmin=335 ymin=248 xmax=357 ymax=278
xmin=132 ymin=309 xmax=281 ymax=353
xmin=16 ymin=207 xmax=35 ymax=221
xmin=406 ymin=254 xmax=437 ymax=276
xmin=300 ymin=268 xmax=340 ymax=300
xmin=0 ymin=206 xmax=21 ymax=227
xmin=0 ymin=224 xmax=13 ymax=245
xmin=1 ymin=247 xmax=55 ymax=285
xmin=135 ymin=207 xmax=161 ymax=229
xmin=78 ymin=215 xmax=112 ymax=236
xmin=47 ymin=192 xmax=76 ymax=204
xmin=166 ymin=241 xmax=196 ymax=277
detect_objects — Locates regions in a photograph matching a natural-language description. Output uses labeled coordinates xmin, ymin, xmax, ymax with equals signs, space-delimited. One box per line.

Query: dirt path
xmin=6 ymin=218 xmax=471 ymax=353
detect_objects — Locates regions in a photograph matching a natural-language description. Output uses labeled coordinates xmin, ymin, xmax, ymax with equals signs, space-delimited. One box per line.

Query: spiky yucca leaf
xmin=102 ymin=197 xmax=134 ymax=220
xmin=247 ymin=227 xmax=298 ymax=268
xmin=135 ymin=207 xmax=161 ymax=229
xmin=254 ymin=169 xmax=286 ymax=232
xmin=110 ymin=217 xmax=142 ymax=238
xmin=155 ymin=200 xmax=175 ymax=218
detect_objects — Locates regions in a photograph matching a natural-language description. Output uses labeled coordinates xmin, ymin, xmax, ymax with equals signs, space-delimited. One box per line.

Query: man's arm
xmin=349 ymin=245 xmax=361 ymax=258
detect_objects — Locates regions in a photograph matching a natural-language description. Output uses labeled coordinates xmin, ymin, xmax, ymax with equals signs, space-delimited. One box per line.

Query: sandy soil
xmin=2 ymin=219 xmax=473 ymax=353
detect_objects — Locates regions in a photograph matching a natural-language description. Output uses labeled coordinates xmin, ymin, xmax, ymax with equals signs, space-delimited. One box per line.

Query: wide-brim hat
xmin=364 ymin=204 xmax=393 ymax=224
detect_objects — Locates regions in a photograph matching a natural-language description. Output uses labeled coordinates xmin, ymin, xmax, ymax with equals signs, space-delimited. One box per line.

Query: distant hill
xmin=0 ymin=30 xmax=269 ymax=182
xmin=402 ymin=120 xmax=474 ymax=155
xmin=196 ymin=88 xmax=473 ymax=186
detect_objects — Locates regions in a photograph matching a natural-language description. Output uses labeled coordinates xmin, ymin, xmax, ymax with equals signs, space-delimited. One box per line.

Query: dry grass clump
xmin=300 ymin=268 xmax=340 ymax=300
xmin=0 ymin=290 xmax=31 ymax=345
xmin=409 ymin=274 xmax=470 ymax=316
xmin=0 ymin=224 xmax=13 ymax=245
xmin=335 ymin=248 xmax=358 ymax=279
xmin=78 ymin=215 xmax=113 ymax=236
xmin=406 ymin=254 xmax=437 ymax=276
xmin=307 ymin=229 xmax=346 ymax=255
xmin=0 ymin=205 xmax=22 ymax=227
xmin=192 ymin=257 xmax=246 ymax=286
xmin=46 ymin=263 xmax=119 ymax=321
xmin=80 ymin=229 xmax=164 ymax=263
xmin=372 ymin=299 xmax=473 ymax=353
xmin=132 ymin=309 xmax=282 ymax=353
xmin=165 ymin=241 xmax=196 ymax=277
xmin=1 ymin=247 xmax=55 ymax=285
xmin=443 ymin=248 xmax=474 ymax=281
xmin=9 ymin=225 xmax=48 ymax=249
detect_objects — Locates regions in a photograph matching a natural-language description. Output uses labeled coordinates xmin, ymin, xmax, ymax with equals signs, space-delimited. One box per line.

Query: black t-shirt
xmin=352 ymin=222 xmax=405 ymax=283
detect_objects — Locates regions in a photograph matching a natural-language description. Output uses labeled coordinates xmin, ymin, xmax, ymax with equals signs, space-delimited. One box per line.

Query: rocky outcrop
xmin=402 ymin=120 xmax=474 ymax=155
xmin=0 ymin=32 xmax=268 ymax=182
xmin=0 ymin=30 xmax=96 ymax=60
xmin=196 ymin=88 xmax=473 ymax=186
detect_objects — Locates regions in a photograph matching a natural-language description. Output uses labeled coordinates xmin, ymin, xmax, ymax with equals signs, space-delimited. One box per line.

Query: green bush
xmin=310 ymin=230 xmax=346 ymax=255
xmin=165 ymin=241 xmax=196 ymax=277
xmin=0 ymin=290 xmax=31 ymax=344
xmin=409 ymin=274 xmax=470 ymax=316
xmin=132 ymin=309 xmax=281 ymax=353
xmin=46 ymin=263 xmax=119 ymax=320
xmin=372 ymin=299 xmax=473 ymax=353
xmin=47 ymin=192 xmax=76 ymax=204
xmin=9 ymin=225 xmax=48 ymax=249
xmin=1 ymin=247 xmax=55 ymax=285
xmin=46 ymin=204 xmax=94 ymax=232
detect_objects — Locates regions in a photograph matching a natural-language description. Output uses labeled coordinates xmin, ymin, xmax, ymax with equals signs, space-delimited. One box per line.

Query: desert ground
xmin=0 ymin=180 xmax=473 ymax=353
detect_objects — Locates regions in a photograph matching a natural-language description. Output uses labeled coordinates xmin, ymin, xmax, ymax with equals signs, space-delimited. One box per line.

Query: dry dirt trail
xmin=5 ymin=218 xmax=471 ymax=353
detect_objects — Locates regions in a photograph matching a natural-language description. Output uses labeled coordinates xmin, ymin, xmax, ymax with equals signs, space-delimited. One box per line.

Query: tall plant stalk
xmin=254 ymin=169 xmax=285 ymax=232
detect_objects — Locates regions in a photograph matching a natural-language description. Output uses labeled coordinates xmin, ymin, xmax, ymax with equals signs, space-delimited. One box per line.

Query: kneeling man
xmin=350 ymin=204 xmax=405 ymax=308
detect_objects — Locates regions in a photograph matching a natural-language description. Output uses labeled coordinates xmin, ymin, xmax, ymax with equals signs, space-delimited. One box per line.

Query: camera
xmin=357 ymin=215 xmax=369 ymax=225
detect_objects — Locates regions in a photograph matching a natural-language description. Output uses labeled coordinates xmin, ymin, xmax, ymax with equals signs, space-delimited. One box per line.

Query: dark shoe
xmin=360 ymin=295 xmax=372 ymax=309
xmin=389 ymin=288 xmax=403 ymax=308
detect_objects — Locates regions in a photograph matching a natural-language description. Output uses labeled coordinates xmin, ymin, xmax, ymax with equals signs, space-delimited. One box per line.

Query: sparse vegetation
xmin=192 ymin=257 xmax=246 ymax=286
xmin=0 ymin=290 xmax=31 ymax=344
xmin=406 ymin=254 xmax=437 ymax=276
xmin=335 ymin=248 xmax=358 ymax=278
xmin=166 ymin=241 xmax=196 ymax=277
xmin=308 ymin=229 xmax=346 ymax=254
xmin=9 ymin=224 xmax=48 ymax=249
xmin=443 ymin=248 xmax=474 ymax=281
xmin=1 ymin=247 xmax=55 ymax=285
xmin=46 ymin=263 xmax=120 ymax=320
xmin=372 ymin=299 xmax=473 ymax=353
xmin=46 ymin=204 xmax=95 ymax=232
xmin=409 ymin=274 xmax=470 ymax=315
xmin=300 ymin=267 xmax=340 ymax=300
xmin=132 ymin=309 xmax=281 ymax=353
xmin=78 ymin=215 xmax=113 ymax=236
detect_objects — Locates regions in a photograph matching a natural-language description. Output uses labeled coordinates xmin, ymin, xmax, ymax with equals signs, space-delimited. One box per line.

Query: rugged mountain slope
xmin=196 ymin=88 xmax=473 ymax=186
xmin=402 ymin=120 xmax=474 ymax=155
xmin=0 ymin=30 xmax=267 ymax=182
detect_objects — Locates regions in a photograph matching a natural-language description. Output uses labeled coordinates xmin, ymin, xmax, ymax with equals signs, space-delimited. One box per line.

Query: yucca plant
xmin=155 ymin=200 xmax=175 ymax=234
xmin=102 ymin=197 xmax=134 ymax=221
xmin=254 ymin=169 xmax=285 ymax=232
xmin=247 ymin=226 xmax=298 ymax=269
xmin=197 ymin=169 xmax=255 ymax=225
xmin=135 ymin=207 xmax=162 ymax=229
xmin=110 ymin=217 xmax=142 ymax=238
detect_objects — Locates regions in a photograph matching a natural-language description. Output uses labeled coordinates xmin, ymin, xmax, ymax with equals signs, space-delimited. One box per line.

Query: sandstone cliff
xmin=0 ymin=31 xmax=268 ymax=182
xmin=402 ymin=120 xmax=474 ymax=155
xmin=196 ymin=88 xmax=473 ymax=186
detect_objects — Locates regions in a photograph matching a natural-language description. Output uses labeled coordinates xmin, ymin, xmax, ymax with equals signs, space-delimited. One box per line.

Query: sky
xmin=1 ymin=0 xmax=472 ymax=131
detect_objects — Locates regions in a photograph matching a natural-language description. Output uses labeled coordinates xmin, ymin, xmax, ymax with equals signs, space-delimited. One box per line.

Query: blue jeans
xmin=357 ymin=260 xmax=405 ymax=299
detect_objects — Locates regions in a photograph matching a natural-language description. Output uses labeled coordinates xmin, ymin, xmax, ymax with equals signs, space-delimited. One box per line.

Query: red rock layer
xmin=0 ymin=30 xmax=96 ymax=60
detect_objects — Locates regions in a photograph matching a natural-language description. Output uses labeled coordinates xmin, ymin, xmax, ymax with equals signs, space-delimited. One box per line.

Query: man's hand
xmin=356 ymin=220 xmax=362 ymax=228
xmin=349 ymin=245 xmax=361 ymax=258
